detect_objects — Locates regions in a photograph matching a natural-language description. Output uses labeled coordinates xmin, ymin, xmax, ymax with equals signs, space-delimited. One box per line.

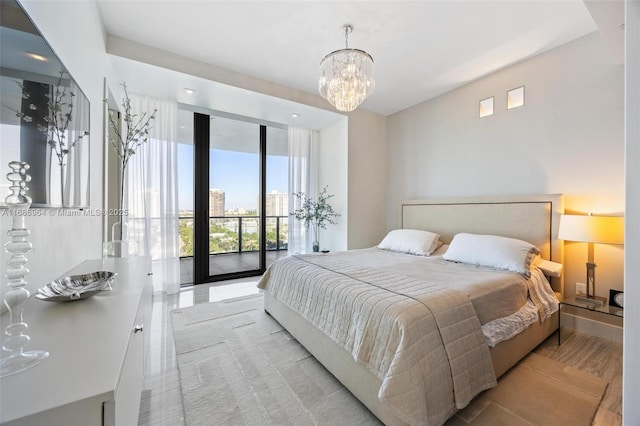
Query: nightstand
xmin=558 ymin=296 xmax=623 ymax=344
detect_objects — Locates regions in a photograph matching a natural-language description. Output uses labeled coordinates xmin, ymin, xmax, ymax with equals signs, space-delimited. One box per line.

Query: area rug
xmin=447 ymin=352 xmax=608 ymax=425
xmin=172 ymin=295 xmax=607 ymax=426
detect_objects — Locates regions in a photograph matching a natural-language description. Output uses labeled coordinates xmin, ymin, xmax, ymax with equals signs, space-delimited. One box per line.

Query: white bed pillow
xmin=442 ymin=233 xmax=540 ymax=277
xmin=378 ymin=229 xmax=441 ymax=256
xmin=530 ymin=254 xmax=563 ymax=277
xmin=537 ymin=259 xmax=563 ymax=277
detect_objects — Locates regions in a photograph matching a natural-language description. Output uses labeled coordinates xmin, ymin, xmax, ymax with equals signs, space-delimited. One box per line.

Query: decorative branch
xmin=107 ymin=83 xmax=157 ymax=173
xmin=105 ymin=83 xmax=157 ymax=238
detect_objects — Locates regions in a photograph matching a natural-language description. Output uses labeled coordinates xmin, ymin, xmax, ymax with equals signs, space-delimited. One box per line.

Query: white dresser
xmin=0 ymin=257 xmax=152 ymax=426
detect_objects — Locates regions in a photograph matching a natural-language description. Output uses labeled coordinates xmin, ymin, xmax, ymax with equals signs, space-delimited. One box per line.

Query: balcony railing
xmin=178 ymin=215 xmax=288 ymax=258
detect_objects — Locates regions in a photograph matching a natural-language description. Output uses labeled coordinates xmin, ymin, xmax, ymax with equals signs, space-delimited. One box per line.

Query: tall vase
xmin=312 ymin=225 xmax=319 ymax=252
xmin=116 ymin=163 xmax=126 ymax=241
xmin=0 ymin=161 xmax=49 ymax=377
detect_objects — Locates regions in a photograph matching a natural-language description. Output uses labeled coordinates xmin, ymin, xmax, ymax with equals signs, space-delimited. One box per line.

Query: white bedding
xmin=482 ymin=300 xmax=540 ymax=347
xmin=481 ymin=268 xmax=559 ymax=347
xmin=258 ymin=252 xmax=497 ymax=425
xmin=299 ymin=248 xmax=545 ymax=324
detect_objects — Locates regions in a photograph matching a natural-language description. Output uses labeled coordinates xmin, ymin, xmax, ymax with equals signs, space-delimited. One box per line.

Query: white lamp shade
xmin=558 ymin=215 xmax=624 ymax=244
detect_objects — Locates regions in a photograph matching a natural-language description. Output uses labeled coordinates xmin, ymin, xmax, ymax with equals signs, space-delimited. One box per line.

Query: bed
xmin=258 ymin=194 xmax=564 ymax=426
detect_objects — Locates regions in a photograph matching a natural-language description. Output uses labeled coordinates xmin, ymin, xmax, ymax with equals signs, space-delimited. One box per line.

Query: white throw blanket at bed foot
xmin=258 ymin=254 xmax=497 ymax=426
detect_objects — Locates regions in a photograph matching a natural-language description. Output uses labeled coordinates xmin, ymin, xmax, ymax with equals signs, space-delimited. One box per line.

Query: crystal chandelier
xmin=319 ymin=25 xmax=375 ymax=112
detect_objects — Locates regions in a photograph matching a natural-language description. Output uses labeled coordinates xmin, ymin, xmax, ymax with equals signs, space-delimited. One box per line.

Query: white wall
xmin=318 ymin=118 xmax=348 ymax=251
xmin=0 ymin=1 xmax=115 ymax=300
xmin=623 ymin=0 xmax=640 ymax=422
xmin=347 ymin=108 xmax=388 ymax=249
xmin=386 ymin=32 xmax=624 ymax=300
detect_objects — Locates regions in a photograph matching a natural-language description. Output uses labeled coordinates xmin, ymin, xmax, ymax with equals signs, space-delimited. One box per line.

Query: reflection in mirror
xmin=0 ymin=0 xmax=90 ymax=208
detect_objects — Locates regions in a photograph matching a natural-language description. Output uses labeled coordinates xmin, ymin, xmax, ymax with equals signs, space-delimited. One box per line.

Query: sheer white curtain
xmin=123 ymin=94 xmax=180 ymax=294
xmin=64 ymin=79 xmax=90 ymax=206
xmin=288 ymin=127 xmax=318 ymax=254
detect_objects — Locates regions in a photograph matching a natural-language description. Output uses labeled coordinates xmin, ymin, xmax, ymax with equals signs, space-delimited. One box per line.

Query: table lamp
xmin=558 ymin=214 xmax=624 ymax=306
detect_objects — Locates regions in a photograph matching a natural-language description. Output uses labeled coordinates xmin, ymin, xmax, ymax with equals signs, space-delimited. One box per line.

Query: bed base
xmin=264 ymin=291 xmax=558 ymax=426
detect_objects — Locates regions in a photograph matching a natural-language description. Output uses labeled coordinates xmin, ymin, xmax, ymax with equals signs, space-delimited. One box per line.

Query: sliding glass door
xmin=265 ymin=127 xmax=289 ymax=263
xmin=190 ymin=111 xmax=288 ymax=284
xmin=208 ymin=116 xmax=261 ymax=277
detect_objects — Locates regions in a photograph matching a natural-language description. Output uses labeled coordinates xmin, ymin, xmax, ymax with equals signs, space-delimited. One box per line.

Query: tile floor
xmin=138 ymin=277 xmax=261 ymax=425
xmin=179 ymin=251 xmax=288 ymax=285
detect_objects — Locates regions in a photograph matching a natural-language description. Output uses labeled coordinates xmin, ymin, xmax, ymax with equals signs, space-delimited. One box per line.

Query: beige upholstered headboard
xmin=401 ymin=194 xmax=564 ymax=297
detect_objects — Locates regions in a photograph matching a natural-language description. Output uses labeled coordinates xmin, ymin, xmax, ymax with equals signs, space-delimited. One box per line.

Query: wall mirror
xmin=0 ymin=0 xmax=90 ymax=208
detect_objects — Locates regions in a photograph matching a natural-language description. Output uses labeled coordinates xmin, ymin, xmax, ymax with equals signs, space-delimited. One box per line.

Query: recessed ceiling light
xmin=26 ymin=52 xmax=47 ymax=61
xmin=184 ymin=88 xmax=195 ymax=94
xmin=291 ymin=113 xmax=300 ymax=118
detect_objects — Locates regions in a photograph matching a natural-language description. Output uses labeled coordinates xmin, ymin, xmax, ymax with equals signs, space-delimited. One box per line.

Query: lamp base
xmin=575 ymin=294 xmax=606 ymax=307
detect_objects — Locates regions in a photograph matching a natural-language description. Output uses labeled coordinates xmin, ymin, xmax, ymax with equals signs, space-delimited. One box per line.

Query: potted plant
xmin=291 ymin=186 xmax=339 ymax=252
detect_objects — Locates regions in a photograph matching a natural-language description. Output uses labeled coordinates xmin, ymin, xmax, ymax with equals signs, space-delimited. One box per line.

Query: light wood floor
xmin=138 ymin=282 xmax=623 ymax=426
xmin=534 ymin=331 xmax=623 ymax=425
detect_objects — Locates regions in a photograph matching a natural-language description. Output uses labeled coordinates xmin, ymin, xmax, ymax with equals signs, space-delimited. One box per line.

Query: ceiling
xmin=108 ymin=54 xmax=345 ymax=132
xmin=96 ymin=1 xmax=599 ymax=117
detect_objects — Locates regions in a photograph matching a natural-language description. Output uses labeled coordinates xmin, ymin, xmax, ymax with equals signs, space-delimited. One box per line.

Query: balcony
xmin=179 ymin=215 xmax=289 ymax=285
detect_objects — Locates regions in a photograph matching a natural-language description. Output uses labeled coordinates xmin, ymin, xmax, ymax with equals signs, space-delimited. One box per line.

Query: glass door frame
xmin=193 ymin=112 xmax=268 ymax=284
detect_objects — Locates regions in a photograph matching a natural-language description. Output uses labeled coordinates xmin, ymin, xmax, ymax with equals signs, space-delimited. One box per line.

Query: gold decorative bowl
xmin=35 ymin=271 xmax=117 ymax=302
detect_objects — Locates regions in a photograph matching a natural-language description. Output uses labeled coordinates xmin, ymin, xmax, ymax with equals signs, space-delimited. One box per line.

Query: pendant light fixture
xmin=319 ymin=24 xmax=375 ymax=112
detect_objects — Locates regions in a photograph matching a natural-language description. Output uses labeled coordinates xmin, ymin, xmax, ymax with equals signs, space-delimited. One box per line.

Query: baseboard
xmin=562 ymin=313 xmax=623 ymax=343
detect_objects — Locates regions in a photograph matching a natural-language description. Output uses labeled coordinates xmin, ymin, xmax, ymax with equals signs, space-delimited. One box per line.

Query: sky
xmin=177 ymin=144 xmax=288 ymax=211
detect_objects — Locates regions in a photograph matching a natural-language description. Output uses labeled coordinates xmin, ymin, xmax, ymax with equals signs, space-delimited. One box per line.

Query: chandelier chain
xmin=343 ymin=25 xmax=353 ymax=49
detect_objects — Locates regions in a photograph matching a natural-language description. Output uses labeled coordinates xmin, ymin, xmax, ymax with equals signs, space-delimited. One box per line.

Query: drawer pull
xmin=134 ymin=324 xmax=144 ymax=333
